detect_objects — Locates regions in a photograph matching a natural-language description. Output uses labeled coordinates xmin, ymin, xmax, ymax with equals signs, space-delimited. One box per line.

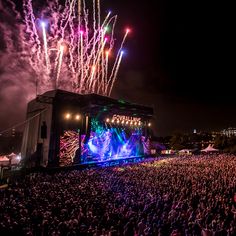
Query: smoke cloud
xmin=0 ymin=1 xmax=36 ymax=131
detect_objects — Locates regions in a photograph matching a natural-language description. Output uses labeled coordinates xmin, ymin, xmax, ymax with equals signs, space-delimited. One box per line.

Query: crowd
xmin=0 ymin=154 xmax=236 ymax=236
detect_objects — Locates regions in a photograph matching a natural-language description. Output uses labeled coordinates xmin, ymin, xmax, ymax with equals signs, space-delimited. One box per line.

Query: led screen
xmin=60 ymin=119 xmax=150 ymax=166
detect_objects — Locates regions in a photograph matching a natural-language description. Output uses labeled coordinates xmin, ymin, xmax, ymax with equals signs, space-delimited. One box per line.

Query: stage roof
xmin=30 ymin=89 xmax=153 ymax=118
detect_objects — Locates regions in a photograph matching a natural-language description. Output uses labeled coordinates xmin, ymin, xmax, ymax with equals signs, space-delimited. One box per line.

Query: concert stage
xmin=21 ymin=90 xmax=153 ymax=168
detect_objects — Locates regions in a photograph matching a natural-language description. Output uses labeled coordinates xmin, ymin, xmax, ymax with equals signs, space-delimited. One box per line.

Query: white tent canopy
xmin=8 ymin=152 xmax=16 ymax=158
xmin=201 ymin=145 xmax=219 ymax=152
xmin=0 ymin=156 xmax=10 ymax=166
xmin=179 ymin=149 xmax=191 ymax=153
xmin=0 ymin=153 xmax=21 ymax=166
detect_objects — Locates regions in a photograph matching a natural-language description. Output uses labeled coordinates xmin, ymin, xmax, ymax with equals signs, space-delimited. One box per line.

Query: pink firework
xmin=7 ymin=0 xmax=130 ymax=96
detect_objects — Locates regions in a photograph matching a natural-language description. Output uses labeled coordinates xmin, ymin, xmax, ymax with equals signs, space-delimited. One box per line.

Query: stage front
xmin=21 ymin=90 xmax=153 ymax=167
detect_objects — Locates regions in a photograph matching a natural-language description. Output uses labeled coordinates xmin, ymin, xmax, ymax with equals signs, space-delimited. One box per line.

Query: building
xmin=221 ymin=127 xmax=236 ymax=137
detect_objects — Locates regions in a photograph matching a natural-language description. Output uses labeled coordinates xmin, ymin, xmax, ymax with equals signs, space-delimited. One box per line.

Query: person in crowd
xmin=0 ymin=154 xmax=235 ymax=235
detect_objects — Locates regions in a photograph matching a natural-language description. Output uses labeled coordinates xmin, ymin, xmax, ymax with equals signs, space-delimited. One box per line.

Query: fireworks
xmin=9 ymin=0 xmax=130 ymax=96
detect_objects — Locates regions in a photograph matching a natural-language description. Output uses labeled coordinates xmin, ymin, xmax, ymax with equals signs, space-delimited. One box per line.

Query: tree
xmin=170 ymin=132 xmax=188 ymax=150
xmin=214 ymin=135 xmax=228 ymax=150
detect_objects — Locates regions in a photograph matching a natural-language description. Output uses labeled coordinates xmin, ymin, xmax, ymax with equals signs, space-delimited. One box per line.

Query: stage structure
xmin=21 ymin=90 xmax=153 ymax=167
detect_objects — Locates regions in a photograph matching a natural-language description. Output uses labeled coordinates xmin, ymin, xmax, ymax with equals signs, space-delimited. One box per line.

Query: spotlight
xmin=121 ymin=120 xmax=124 ymax=124
xmin=134 ymin=122 xmax=137 ymax=126
xmin=126 ymin=121 xmax=129 ymax=125
xmin=148 ymin=122 xmax=151 ymax=127
xmin=130 ymin=121 xmax=133 ymax=125
xmin=75 ymin=114 xmax=80 ymax=120
xmin=111 ymin=119 xmax=114 ymax=123
xmin=65 ymin=113 xmax=71 ymax=119
xmin=138 ymin=122 xmax=141 ymax=126
xmin=106 ymin=118 xmax=110 ymax=122
xmin=117 ymin=120 xmax=120 ymax=124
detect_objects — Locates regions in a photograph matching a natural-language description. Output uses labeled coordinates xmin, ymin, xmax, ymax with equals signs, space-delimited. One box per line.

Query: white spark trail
xmin=5 ymin=0 xmax=130 ymax=96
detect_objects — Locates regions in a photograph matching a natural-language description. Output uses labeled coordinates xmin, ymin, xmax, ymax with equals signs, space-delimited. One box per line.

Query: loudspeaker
xmin=144 ymin=126 xmax=150 ymax=142
xmin=41 ymin=121 xmax=47 ymax=139
xmin=84 ymin=116 xmax=91 ymax=144
xmin=36 ymin=143 xmax=43 ymax=167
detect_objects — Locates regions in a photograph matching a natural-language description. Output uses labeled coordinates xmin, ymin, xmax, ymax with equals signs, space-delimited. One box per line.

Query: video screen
xmin=60 ymin=118 xmax=150 ymax=166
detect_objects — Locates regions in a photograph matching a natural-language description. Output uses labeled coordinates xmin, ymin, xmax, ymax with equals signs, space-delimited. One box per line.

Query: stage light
xmin=65 ymin=113 xmax=71 ymax=119
xmin=117 ymin=120 xmax=120 ymax=124
xmin=111 ymin=119 xmax=114 ymax=123
xmin=121 ymin=120 xmax=124 ymax=124
xmin=134 ymin=122 xmax=137 ymax=126
xmin=148 ymin=122 xmax=151 ymax=127
xmin=126 ymin=121 xmax=129 ymax=125
xmin=75 ymin=114 xmax=80 ymax=120
xmin=130 ymin=121 xmax=133 ymax=125
xmin=106 ymin=118 xmax=110 ymax=122
xmin=138 ymin=122 xmax=141 ymax=126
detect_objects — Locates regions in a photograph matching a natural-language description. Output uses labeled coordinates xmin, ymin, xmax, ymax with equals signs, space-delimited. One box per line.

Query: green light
xmin=118 ymin=99 xmax=126 ymax=104
xmin=91 ymin=118 xmax=103 ymax=134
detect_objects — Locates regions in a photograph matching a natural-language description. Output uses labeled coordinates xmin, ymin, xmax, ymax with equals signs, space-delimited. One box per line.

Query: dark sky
xmin=108 ymin=0 xmax=236 ymax=136
xmin=0 ymin=0 xmax=235 ymax=136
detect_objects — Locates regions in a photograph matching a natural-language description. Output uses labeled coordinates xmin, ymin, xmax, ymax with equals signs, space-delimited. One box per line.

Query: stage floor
xmin=51 ymin=156 xmax=147 ymax=172
xmin=82 ymin=155 xmax=146 ymax=167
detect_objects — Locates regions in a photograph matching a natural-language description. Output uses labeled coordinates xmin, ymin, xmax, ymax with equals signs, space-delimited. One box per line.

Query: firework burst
xmin=10 ymin=0 xmax=130 ymax=96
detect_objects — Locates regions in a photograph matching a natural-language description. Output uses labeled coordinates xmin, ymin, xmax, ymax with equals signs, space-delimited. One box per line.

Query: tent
xmin=201 ymin=145 xmax=219 ymax=153
xmin=179 ymin=149 xmax=192 ymax=155
xmin=8 ymin=152 xmax=16 ymax=158
xmin=0 ymin=156 xmax=10 ymax=166
xmin=7 ymin=153 xmax=21 ymax=165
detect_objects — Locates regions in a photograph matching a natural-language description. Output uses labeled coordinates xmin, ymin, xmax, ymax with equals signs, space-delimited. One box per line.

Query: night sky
xmin=0 ymin=0 xmax=235 ymax=136
xmin=109 ymin=0 xmax=236 ymax=135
